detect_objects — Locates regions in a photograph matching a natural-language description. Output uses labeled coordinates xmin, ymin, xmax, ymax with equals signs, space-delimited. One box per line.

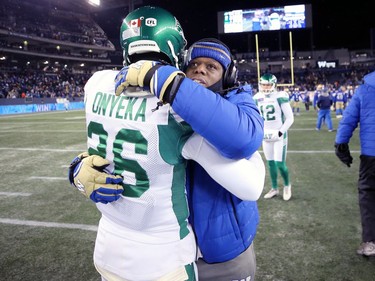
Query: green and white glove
xmin=68 ymin=152 xmax=124 ymax=204
xmin=115 ymin=60 xmax=159 ymax=96
xmin=114 ymin=60 xmax=185 ymax=105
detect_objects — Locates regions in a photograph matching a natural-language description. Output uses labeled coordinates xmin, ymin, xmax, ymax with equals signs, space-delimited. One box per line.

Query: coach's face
xmin=185 ymin=57 xmax=224 ymax=88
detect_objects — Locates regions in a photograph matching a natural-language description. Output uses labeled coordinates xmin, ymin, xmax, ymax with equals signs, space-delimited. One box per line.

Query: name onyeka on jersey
xmin=91 ymin=91 xmax=147 ymax=122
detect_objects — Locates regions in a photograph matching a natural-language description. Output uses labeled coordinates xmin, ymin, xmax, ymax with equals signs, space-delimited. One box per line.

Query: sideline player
xmin=253 ymin=73 xmax=294 ymax=200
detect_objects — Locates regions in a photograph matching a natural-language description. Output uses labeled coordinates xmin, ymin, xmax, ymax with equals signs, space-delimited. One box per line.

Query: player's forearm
xmin=280 ymin=103 xmax=295 ymax=133
xmin=182 ymin=134 xmax=265 ymax=200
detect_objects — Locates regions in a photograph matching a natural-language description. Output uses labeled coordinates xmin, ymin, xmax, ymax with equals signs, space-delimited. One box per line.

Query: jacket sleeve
xmin=171 ymin=79 xmax=264 ymax=159
xmin=335 ymin=90 xmax=361 ymax=144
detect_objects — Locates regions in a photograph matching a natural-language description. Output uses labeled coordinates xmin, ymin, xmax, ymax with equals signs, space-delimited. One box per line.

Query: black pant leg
xmin=358 ymin=155 xmax=375 ymax=242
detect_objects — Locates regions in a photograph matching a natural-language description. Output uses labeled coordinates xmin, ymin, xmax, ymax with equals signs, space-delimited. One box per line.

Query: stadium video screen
xmin=218 ymin=4 xmax=312 ymax=34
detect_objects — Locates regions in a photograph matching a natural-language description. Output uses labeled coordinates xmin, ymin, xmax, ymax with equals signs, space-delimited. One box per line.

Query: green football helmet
xmin=120 ymin=6 xmax=187 ymax=68
xmin=259 ymin=73 xmax=277 ymax=93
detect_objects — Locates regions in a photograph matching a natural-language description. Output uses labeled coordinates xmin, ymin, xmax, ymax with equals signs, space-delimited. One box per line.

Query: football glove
xmin=68 ymin=152 xmax=124 ymax=204
xmin=263 ymin=130 xmax=282 ymax=142
xmin=115 ymin=60 xmax=186 ymax=105
xmin=334 ymin=143 xmax=353 ymax=167
xmin=115 ymin=60 xmax=159 ymax=96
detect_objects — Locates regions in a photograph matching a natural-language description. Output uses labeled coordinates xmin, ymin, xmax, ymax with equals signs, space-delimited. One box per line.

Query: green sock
xmin=268 ymin=160 xmax=278 ymax=189
xmin=277 ymin=161 xmax=290 ymax=186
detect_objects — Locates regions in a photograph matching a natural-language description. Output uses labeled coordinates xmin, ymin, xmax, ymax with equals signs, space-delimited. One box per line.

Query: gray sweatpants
xmin=196 ymin=243 xmax=256 ymax=281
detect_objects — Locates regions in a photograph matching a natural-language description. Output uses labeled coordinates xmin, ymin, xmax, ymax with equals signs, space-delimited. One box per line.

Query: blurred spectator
xmin=315 ymin=88 xmax=334 ymax=132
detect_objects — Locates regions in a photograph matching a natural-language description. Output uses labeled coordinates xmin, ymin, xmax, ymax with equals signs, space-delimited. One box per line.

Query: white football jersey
xmin=253 ymin=90 xmax=291 ymax=131
xmin=84 ymin=70 xmax=195 ymax=280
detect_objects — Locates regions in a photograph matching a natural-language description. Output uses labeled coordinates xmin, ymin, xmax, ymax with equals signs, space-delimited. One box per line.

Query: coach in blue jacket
xmin=178 ymin=39 xmax=263 ymax=281
xmin=142 ymin=38 xmax=264 ymax=280
xmin=335 ymin=70 xmax=375 ymax=257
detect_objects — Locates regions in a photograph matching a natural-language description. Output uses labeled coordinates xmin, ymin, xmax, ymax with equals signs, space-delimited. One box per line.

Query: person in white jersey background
xmin=253 ymin=73 xmax=294 ymax=201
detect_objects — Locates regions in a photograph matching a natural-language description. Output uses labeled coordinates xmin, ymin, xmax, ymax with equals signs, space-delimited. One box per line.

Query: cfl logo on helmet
xmin=145 ymin=18 xmax=157 ymax=27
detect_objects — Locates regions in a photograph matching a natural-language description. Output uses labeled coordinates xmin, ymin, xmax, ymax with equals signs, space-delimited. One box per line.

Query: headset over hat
xmin=184 ymin=38 xmax=238 ymax=89
xmin=120 ymin=6 xmax=187 ymax=68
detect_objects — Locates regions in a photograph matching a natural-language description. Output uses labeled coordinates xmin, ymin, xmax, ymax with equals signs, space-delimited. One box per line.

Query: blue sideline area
xmin=0 ymin=99 xmax=84 ymax=115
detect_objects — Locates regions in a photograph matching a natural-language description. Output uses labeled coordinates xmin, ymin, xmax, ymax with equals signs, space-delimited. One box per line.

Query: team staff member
xmin=335 ymin=70 xmax=375 ymax=257
xmin=183 ymin=39 xmax=263 ymax=281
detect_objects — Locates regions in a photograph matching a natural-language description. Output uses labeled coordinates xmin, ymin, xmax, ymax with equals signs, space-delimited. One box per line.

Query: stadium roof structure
xmin=43 ymin=0 xmax=145 ymax=13
xmin=0 ymin=0 xmax=143 ymax=72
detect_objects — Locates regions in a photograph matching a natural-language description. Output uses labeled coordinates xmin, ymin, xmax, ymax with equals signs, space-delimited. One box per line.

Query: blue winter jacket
xmin=335 ymin=71 xmax=375 ymax=156
xmin=173 ymin=81 xmax=264 ymax=159
xmin=172 ymin=81 xmax=263 ymax=263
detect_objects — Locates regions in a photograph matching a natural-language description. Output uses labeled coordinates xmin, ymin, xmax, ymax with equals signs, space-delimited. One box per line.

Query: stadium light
xmin=88 ymin=0 xmax=100 ymax=7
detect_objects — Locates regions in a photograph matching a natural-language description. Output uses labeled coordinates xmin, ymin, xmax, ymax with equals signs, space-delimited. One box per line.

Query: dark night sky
xmin=91 ymin=0 xmax=375 ymax=53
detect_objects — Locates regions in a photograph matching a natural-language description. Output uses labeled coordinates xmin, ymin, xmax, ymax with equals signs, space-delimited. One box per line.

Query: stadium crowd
xmin=0 ymin=0 xmax=112 ymax=48
xmin=0 ymin=64 xmax=373 ymax=100
xmin=0 ymin=70 xmax=89 ymax=99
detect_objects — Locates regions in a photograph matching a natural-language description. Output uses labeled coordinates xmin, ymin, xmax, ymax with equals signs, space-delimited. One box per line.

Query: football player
xmin=333 ymin=85 xmax=348 ymax=118
xmin=289 ymin=86 xmax=303 ymax=115
xmin=253 ymin=73 xmax=294 ymax=200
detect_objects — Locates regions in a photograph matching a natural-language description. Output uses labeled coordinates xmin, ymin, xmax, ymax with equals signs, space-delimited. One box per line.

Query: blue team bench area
xmin=0 ymin=98 xmax=84 ymax=115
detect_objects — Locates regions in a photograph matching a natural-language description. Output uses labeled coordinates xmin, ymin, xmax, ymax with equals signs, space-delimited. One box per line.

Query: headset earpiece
xmin=223 ymin=60 xmax=238 ymax=89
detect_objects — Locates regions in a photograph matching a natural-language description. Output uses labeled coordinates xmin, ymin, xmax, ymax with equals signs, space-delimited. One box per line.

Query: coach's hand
xmin=68 ymin=152 xmax=124 ymax=204
xmin=334 ymin=143 xmax=353 ymax=167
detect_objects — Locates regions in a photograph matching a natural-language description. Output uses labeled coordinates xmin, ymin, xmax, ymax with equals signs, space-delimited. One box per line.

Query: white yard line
xmin=29 ymin=176 xmax=67 ymax=180
xmin=0 ymin=192 xmax=32 ymax=196
xmin=0 ymin=218 xmax=97 ymax=232
xmin=0 ymin=130 xmax=84 ymax=133
xmin=0 ymin=110 xmax=84 ymax=119
xmin=0 ymin=147 xmax=84 ymax=152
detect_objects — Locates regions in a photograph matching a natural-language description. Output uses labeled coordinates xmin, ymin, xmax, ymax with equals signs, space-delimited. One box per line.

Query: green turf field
xmin=0 ymin=109 xmax=374 ymax=281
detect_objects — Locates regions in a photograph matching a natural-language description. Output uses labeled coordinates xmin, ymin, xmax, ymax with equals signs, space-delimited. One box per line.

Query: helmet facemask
xmin=259 ymin=82 xmax=275 ymax=94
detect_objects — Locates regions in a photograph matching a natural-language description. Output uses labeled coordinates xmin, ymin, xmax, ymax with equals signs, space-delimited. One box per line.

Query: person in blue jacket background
xmin=335 ymin=70 xmax=375 ymax=257
xmin=70 ymin=25 xmax=264 ymax=281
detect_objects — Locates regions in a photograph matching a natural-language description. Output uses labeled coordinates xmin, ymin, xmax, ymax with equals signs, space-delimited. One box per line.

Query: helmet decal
xmin=129 ymin=18 xmax=141 ymax=28
xmin=122 ymin=27 xmax=140 ymax=41
xmin=145 ymin=18 xmax=157 ymax=27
